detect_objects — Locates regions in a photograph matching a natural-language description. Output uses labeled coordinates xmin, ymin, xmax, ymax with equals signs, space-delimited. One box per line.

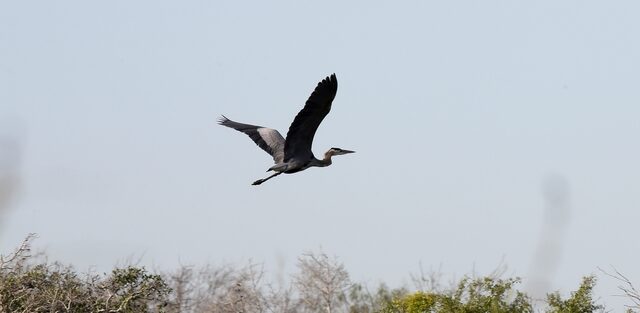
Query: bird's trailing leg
xmin=252 ymin=172 xmax=282 ymax=186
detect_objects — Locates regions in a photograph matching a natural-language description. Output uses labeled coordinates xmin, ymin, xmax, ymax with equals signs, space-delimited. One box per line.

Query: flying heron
xmin=219 ymin=74 xmax=354 ymax=185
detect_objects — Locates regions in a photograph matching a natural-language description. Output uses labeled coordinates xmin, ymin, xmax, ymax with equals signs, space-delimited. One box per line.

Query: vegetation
xmin=381 ymin=277 xmax=533 ymax=313
xmin=0 ymin=235 xmax=635 ymax=312
xmin=0 ymin=235 xmax=169 ymax=312
xmin=382 ymin=276 xmax=608 ymax=313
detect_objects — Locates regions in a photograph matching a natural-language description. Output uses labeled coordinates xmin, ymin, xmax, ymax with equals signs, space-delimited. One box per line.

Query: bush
xmin=546 ymin=276 xmax=604 ymax=313
xmin=383 ymin=276 xmax=606 ymax=313
xmin=381 ymin=277 xmax=532 ymax=313
xmin=0 ymin=236 xmax=619 ymax=313
xmin=0 ymin=236 xmax=170 ymax=312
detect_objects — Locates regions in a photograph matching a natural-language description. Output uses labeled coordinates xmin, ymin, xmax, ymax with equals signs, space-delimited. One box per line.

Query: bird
xmin=218 ymin=74 xmax=354 ymax=185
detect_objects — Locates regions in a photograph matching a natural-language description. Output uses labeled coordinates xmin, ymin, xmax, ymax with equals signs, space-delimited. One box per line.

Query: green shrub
xmin=0 ymin=251 xmax=170 ymax=313
xmin=382 ymin=276 xmax=608 ymax=313
xmin=381 ymin=277 xmax=532 ymax=313
xmin=546 ymin=276 xmax=604 ymax=313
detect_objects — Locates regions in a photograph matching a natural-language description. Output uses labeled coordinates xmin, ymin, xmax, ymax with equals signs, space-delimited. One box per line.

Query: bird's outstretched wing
xmin=284 ymin=74 xmax=338 ymax=162
xmin=218 ymin=115 xmax=285 ymax=163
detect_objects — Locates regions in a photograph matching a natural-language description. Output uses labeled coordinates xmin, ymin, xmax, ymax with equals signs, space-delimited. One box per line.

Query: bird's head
xmin=325 ymin=147 xmax=355 ymax=157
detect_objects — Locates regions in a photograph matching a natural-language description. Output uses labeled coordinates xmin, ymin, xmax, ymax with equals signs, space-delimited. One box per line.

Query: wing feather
xmin=283 ymin=74 xmax=338 ymax=162
xmin=218 ymin=115 xmax=285 ymax=163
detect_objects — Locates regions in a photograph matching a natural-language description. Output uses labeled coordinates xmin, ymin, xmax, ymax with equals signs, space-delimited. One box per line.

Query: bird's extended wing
xmin=283 ymin=74 xmax=338 ymax=162
xmin=218 ymin=115 xmax=285 ymax=163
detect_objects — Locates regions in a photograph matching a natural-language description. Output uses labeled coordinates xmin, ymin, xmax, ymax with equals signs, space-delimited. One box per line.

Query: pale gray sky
xmin=1 ymin=0 xmax=639 ymax=310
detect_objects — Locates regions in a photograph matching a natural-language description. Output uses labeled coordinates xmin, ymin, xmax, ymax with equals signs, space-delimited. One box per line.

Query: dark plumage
xmin=284 ymin=74 xmax=337 ymax=162
xmin=219 ymin=74 xmax=354 ymax=185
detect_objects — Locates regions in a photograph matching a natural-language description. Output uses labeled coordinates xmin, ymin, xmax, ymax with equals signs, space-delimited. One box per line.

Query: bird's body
xmin=219 ymin=74 xmax=354 ymax=185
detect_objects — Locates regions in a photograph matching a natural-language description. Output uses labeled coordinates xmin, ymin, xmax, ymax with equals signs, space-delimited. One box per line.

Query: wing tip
xmin=328 ymin=73 xmax=337 ymax=84
xmin=320 ymin=73 xmax=338 ymax=91
xmin=217 ymin=115 xmax=230 ymax=125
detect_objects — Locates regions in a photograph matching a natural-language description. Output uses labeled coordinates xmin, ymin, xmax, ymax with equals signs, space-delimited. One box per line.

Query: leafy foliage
xmin=0 ymin=262 xmax=170 ymax=312
xmin=546 ymin=276 xmax=604 ymax=313
xmin=0 ymin=236 xmax=626 ymax=313
xmin=381 ymin=277 xmax=533 ymax=313
xmin=0 ymin=236 xmax=169 ymax=312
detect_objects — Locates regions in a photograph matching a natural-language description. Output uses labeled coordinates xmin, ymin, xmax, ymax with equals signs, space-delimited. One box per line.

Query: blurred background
xmin=1 ymin=0 xmax=638 ymax=310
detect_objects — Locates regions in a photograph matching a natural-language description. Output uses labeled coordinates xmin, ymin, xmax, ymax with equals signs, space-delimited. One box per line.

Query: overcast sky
xmin=1 ymin=0 xmax=639 ymax=310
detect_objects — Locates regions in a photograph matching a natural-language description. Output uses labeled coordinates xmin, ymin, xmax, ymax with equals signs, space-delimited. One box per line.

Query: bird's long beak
xmin=342 ymin=149 xmax=355 ymax=154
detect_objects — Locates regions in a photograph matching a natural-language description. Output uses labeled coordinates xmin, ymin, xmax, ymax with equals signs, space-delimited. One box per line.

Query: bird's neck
xmin=315 ymin=152 xmax=333 ymax=167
